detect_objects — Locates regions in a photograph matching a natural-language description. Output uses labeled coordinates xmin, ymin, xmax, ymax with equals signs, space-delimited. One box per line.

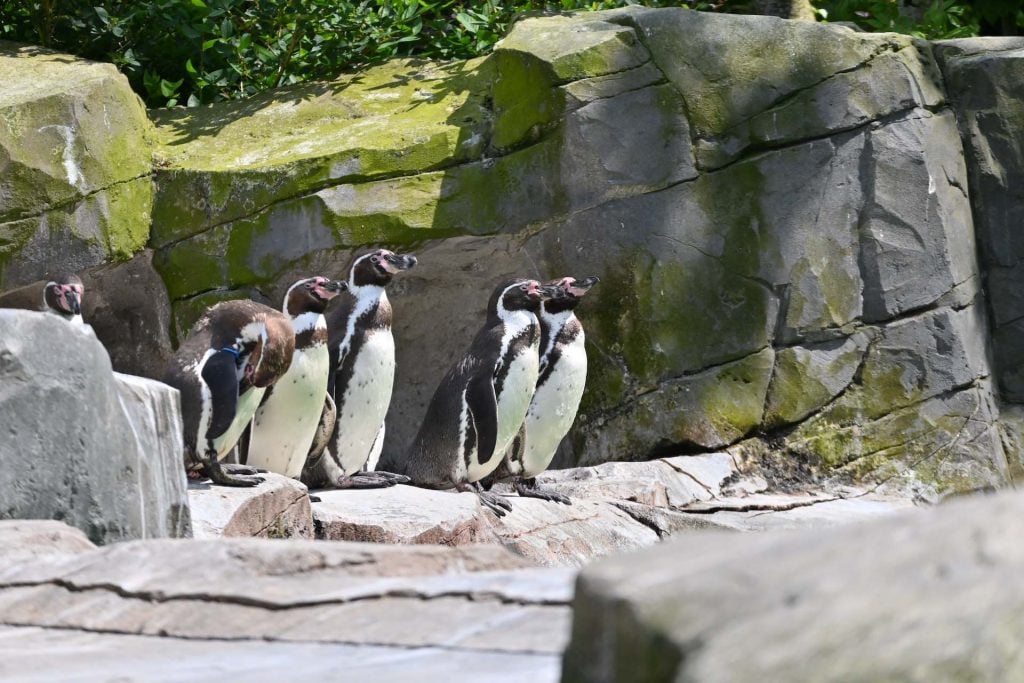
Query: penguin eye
xmin=371 ymin=255 xmax=380 ymax=264
xmin=519 ymin=284 xmax=528 ymax=291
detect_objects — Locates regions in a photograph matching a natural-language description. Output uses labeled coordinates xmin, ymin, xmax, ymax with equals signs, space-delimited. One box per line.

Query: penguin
xmin=302 ymin=249 xmax=417 ymax=490
xmin=163 ymin=300 xmax=295 ymax=487
xmin=0 ymin=273 xmax=84 ymax=323
xmin=380 ymin=278 xmax=559 ymax=516
xmin=488 ymin=276 xmax=599 ymax=504
xmin=42 ymin=274 xmax=85 ymax=323
xmin=243 ymin=276 xmax=346 ymax=478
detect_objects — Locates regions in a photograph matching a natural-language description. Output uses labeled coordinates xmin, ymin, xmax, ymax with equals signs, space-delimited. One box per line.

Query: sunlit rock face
xmin=3 ymin=12 xmax=1022 ymax=499
xmin=0 ymin=310 xmax=190 ymax=543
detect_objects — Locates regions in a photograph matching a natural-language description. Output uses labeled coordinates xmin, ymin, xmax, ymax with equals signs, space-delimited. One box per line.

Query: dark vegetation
xmin=1 ymin=0 xmax=1020 ymax=108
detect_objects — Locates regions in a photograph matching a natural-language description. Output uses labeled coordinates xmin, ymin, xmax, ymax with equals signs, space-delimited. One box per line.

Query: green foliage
xmin=2 ymin=0 xmax=1013 ymax=108
xmin=815 ymin=0 xmax=1022 ymax=39
xmin=0 ymin=1 xmax=716 ymax=108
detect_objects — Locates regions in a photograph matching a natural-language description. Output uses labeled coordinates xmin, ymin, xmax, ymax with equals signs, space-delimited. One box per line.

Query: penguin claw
xmin=514 ymin=480 xmax=571 ymax=505
xmin=222 ymin=464 xmax=263 ymax=476
xmin=477 ymin=491 xmax=513 ymax=517
xmin=336 ymin=473 xmax=400 ymax=489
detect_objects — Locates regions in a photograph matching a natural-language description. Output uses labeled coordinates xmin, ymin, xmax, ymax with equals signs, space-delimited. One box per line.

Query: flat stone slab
xmin=0 ymin=538 xmax=571 ymax=655
xmin=188 ymin=473 xmax=313 ymax=539
xmin=0 ymin=626 xmax=561 ymax=683
xmin=310 ymin=454 xmax=909 ymax=565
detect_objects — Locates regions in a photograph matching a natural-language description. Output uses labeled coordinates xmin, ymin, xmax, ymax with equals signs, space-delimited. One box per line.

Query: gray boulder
xmin=188 ymin=473 xmax=313 ymax=540
xmin=935 ymin=39 xmax=1024 ymax=401
xmin=0 ymin=310 xmax=189 ymax=543
xmin=562 ymin=489 xmax=1024 ymax=683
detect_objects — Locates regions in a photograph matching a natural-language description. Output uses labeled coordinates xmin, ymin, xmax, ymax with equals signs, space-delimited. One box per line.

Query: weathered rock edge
xmin=563 ymin=489 xmax=1024 ymax=683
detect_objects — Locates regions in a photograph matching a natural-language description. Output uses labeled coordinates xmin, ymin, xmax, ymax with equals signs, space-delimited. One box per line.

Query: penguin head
xmin=284 ymin=276 xmax=347 ymax=316
xmin=543 ymin=275 xmax=600 ymax=313
xmin=43 ymin=273 xmax=84 ymax=320
xmin=350 ymin=249 xmax=417 ymax=289
xmin=492 ymin=278 xmax=555 ymax=317
xmin=248 ymin=313 xmax=296 ymax=388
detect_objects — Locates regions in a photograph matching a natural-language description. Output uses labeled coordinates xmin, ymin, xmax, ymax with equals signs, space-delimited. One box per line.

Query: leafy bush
xmin=2 ymin=0 xmax=1016 ymax=109
xmin=814 ymin=0 xmax=1022 ymax=39
xmin=0 ymin=0 xmax=717 ymax=107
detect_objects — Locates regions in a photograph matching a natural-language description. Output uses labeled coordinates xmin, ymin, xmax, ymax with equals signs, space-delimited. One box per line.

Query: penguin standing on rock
xmin=163 ymin=300 xmax=295 ymax=487
xmin=381 ymin=278 xmax=559 ymax=516
xmin=302 ymin=249 xmax=416 ymax=490
xmin=488 ymin=276 xmax=599 ymax=504
xmin=244 ymin=276 xmax=347 ymax=479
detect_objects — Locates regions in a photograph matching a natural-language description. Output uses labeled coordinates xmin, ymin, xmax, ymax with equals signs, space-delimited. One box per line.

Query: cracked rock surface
xmin=307 ymin=454 xmax=910 ymax=566
xmin=0 ymin=535 xmax=569 ymax=682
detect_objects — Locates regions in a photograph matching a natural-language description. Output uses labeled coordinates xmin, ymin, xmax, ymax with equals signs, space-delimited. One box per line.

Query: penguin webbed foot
xmin=205 ymin=458 xmax=264 ymax=488
xmin=514 ymin=478 xmax=571 ymax=505
xmin=459 ymin=483 xmax=513 ymax=517
xmin=222 ymin=463 xmax=266 ymax=476
xmin=335 ymin=471 xmax=403 ymax=489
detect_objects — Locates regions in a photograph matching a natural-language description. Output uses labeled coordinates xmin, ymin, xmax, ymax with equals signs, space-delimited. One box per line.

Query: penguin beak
xmin=539 ymin=284 xmax=563 ymax=300
xmin=568 ymin=275 xmax=599 ymax=297
xmin=64 ymin=289 xmax=82 ymax=316
xmin=382 ymin=252 xmax=417 ymax=273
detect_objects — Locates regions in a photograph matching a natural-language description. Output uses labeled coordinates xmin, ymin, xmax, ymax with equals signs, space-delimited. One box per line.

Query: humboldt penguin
xmin=303 ymin=249 xmax=417 ymax=489
xmin=381 ymin=278 xmax=558 ymax=516
xmin=244 ymin=277 xmax=347 ymax=478
xmin=489 ymin=276 xmax=599 ymax=504
xmin=0 ymin=273 xmax=85 ymax=323
xmin=163 ymin=300 xmax=295 ymax=487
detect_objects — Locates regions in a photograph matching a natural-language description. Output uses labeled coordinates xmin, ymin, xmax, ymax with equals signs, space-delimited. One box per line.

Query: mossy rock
xmin=570 ymin=348 xmax=775 ymax=466
xmin=0 ymin=42 xmax=154 ymax=287
xmin=150 ymin=58 xmax=493 ymax=245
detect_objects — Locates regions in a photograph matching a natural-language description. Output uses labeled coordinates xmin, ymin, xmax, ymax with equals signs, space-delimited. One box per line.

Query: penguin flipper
xmin=201 ymin=349 xmax=241 ymax=442
xmin=467 ymin=371 xmax=499 ymax=467
xmin=201 ymin=350 xmax=263 ymax=487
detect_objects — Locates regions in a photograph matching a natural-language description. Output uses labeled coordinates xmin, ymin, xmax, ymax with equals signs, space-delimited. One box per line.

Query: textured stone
xmin=936 ymin=39 xmax=1024 ymax=401
xmin=188 ymin=474 xmax=312 ymax=540
xmin=764 ymin=333 xmax=870 ymax=427
xmin=562 ymin=490 xmax=1024 ymax=683
xmin=0 ymin=538 xmax=572 ymax=665
xmin=0 ymin=521 xmax=95 ymax=562
xmin=81 ymin=250 xmax=175 ymax=379
xmin=0 ymin=42 xmax=153 ymax=288
xmin=0 ymin=626 xmax=562 ymax=683
xmin=0 ymin=311 xmax=189 ymax=543
xmin=312 ymin=485 xmax=488 ymax=545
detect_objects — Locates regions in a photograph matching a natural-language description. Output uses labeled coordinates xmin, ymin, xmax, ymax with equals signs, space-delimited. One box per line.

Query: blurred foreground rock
xmin=563 ymin=489 xmax=1024 ymax=682
xmin=188 ymin=473 xmax=313 ymax=539
xmin=0 ymin=311 xmax=190 ymax=543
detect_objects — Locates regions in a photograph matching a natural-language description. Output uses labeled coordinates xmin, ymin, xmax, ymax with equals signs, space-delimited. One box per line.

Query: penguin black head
xmin=247 ymin=313 xmax=296 ymax=389
xmin=284 ymin=276 xmax=347 ymax=317
xmin=43 ymin=273 xmax=84 ymax=320
xmin=543 ymin=275 xmax=600 ymax=314
xmin=491 ymin=278 xmax=560 ymax=318
xmin=349 ymin=249 xmax=417 ymax=289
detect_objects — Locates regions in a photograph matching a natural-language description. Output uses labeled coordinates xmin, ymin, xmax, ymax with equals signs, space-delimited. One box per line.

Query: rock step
xmin=0 ymin=536 xmax=571 ymax=682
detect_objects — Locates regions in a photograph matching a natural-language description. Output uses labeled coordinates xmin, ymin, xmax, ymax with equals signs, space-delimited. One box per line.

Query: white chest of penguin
xmin=248 ymin=342 xmax=330 ymax=478
xmin=523 ymin=330 xmax=587 ymax=477
xmin=333 ymin=329 xmax=396 ymax=474
xmin=214 ymin=385 xmax=266 ymax=459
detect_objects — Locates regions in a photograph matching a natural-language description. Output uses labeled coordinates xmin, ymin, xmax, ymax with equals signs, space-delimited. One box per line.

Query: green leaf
xmin=185 ymin=58 xmax=197 ymax=75
xmin=190 ymin=0 xmax=207 ymax=8
xmin=159 ymin=78 xmax=183 ymax=98
xmin=202 ymin=38 xmax=219 ymax=50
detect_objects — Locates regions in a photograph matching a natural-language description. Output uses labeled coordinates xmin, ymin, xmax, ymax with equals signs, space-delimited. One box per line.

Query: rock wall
xmin=2 ymin=10 xmax=1022 ymax=499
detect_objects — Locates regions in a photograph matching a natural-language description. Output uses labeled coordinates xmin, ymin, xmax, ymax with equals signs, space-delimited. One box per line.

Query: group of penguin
xmin=19 ymin=250 xmax=598 ymax=515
